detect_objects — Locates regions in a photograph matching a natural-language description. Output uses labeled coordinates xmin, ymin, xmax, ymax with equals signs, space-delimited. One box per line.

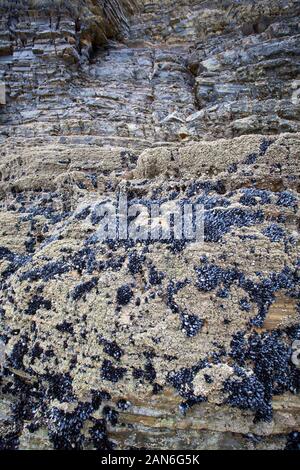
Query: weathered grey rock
xmin=2 ymin=0 xmax=299 ymax=145
xmin=0 ymin=0 xmax=299 ymax=451
xmin=0 ymin=83 xmax=5 ymax=104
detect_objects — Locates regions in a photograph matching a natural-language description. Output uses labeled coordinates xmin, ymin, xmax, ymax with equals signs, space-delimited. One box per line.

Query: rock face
xmin=0 ymin=0 xmax=300 ymax=450
xmin=1 ymin=0 xmax=300 ymax=145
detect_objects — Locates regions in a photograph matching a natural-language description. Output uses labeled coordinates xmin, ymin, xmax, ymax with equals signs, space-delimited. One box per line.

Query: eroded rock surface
xmin=0 ymin=0 xmax=299 ymax=450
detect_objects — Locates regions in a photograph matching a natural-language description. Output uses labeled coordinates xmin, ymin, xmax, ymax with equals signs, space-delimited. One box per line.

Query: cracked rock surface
xmin=0 ymin=0 xmax=300 ymax=450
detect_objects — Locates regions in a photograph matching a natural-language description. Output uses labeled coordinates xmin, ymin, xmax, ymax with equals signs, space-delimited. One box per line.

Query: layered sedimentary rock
xmin=1 ymin=0 xmax=300 ymax=145
xmin=0 ymin=0 xmax=300 ymax=450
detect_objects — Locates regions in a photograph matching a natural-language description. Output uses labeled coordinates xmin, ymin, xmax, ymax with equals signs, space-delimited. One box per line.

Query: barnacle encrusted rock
xmin=0 ymin=0 xmax=300 ymax=450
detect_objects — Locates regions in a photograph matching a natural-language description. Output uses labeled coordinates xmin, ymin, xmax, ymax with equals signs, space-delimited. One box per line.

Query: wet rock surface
xmin=0 ymin=0 xmax=299 ymax=450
